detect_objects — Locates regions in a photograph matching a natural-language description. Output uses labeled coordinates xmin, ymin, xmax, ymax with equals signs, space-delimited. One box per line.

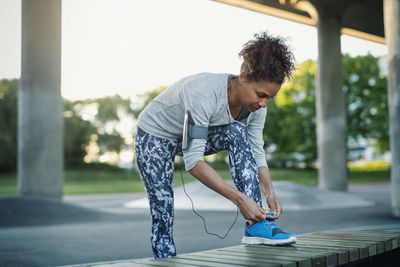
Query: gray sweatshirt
xmin=137 ymin=72 xmax=268 ymax=171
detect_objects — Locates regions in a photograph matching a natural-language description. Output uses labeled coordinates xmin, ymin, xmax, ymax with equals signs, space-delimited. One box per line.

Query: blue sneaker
xmin=242 ymin=214 xmax=296 ymax=245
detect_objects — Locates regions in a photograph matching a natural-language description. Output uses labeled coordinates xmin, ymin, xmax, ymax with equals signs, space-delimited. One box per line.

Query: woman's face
xmin=237 ymin=75 xmax=281 ymax=112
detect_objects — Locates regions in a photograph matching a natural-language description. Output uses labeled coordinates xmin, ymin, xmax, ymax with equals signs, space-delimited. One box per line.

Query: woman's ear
xmin=239 ymin=72 xmax=247 ymax=83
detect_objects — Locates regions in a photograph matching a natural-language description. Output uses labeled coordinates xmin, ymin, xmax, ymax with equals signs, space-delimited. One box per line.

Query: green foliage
xmin=0 ymin=79 xmax=18 ymax=172
xmin=265 ymin=54 xmax=388 ymax=167
xmin=64 ymin=99 xmax=97 ymax=168
xmin=348 ymin=159 xmax=390 ymax=172
xmin=94 ymin=94 xmax=134 ymax=125
xmin=0 ymin=79 xmax=133 ymax=171
xmin=264 ymin=60 xmax=317 ymax=168
xmin=97 ymin=132 xmax=124 ymax=154
xmin=343 ymin=54 xmax=389 ymax=153
xmin=64 ymin=94 xmax=134 ymax=167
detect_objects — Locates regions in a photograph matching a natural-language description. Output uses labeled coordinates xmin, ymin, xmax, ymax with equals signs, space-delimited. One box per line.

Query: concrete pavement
xmin=0 ymin=181 xmax=399 ymax=267
xmin=124 ymin=181 xmax=375 ymax=211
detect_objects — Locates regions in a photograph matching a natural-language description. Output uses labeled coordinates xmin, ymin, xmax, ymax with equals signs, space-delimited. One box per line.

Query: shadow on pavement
xmin=0 ymin=197 xmax=127 ymax=228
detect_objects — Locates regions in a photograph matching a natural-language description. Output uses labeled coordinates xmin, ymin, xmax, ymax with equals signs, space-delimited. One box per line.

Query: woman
xmin=135 ymin=31 xmax=296 ymax=258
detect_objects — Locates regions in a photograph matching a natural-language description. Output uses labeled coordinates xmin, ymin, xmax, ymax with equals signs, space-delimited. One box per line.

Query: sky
xmin=0 ymin=0 xmax=388 ymax=101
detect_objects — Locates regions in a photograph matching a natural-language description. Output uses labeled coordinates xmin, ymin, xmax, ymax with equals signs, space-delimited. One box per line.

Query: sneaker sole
xmin=241 ymin=236 xmax=296 ymax=245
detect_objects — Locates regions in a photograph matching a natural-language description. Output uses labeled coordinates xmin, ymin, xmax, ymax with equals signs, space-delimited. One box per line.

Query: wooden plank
xmin=316 ymin=230 xmax=399 ymax=250
xmin=367 ymin=230 xmax=400 ymax=242
xmin=178 ymin=254 xmax=285 ymax=267
xmin=297 ymin=237 xmax=369 ymax=259
xmin=137 ymin=259 xmax=192 ymax=267
xmin=94 ymin=262 xmax=154 ymax=267
xmin=132 ymin=230 xmax=400 ymax=267
xmin=160 ymin=257 xmax=236 ymax=267
xmin=298 ymin=236 xmax=371 ymax=258
xmin=201 ymin=251 xmax=298 ymax=267
xmin=309 ymin=231 xmax=395 ymax=251
xmin=324 ymin=230 xmax=400 ymax=240
xmin=236 ymin=245 xmax=333 ymax=267
xmin=299 ymin=234 xmax=379 ymax=255
xmin=204 ymin=250 xmax=301 ymax=267
xmin=307 ymin=232 xmax=387 ymax=253
xmin=295 ymin=239 xmax=361 ymax=260
xmin=299 ymin=236 xmax=376 ymax=259
xmin=366 ymin=231 xmax=400 ymax=248
xmin=373 ymin=232 xmax=400 ymax=248
xmin=214 ymin=249 xmax=311 ymax=267
xmin=224 ymin=245 xmax=326 ymax=267
xmin=289 ymin=243 xmax=349 ymax=265
xmin=199 ymin=251 xmax=298 ymax=267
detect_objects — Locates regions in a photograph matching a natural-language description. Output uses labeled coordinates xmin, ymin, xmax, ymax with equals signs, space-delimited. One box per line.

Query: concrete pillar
xmin=316 ymin=11 xmax=348 ymax=191
xmin=18 ymin=0 xmax=63 ymax=199
xmin=384 ymin=0 xmax=400 ymax=217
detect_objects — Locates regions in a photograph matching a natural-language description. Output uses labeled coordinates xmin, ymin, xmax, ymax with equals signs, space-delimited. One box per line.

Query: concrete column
xmin=316 ymin=12 xmax=348 ymax=191
xmin=384 ymin=0 xmax=400 ymax=217
xmin=18 ymin=0 xmax=63 ymax=199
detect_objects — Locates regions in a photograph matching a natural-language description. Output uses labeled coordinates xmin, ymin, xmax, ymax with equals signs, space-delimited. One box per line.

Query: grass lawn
xmin=0 ymin=165 xmax=390 ymax=196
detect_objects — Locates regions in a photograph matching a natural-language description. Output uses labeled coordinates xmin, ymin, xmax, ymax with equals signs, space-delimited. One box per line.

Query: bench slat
xmin=201 ymin=250 xmax=298 ymax=267
xmin=179 ymin=254 xmax=285 ymax=267
xmin=295 ymin=239 xmax=362 ymax=260
xmin=308 ymin=231 xmax=396 ymax=251
xmin=124 ymin=230 xmax=400 ymax=267
xmin=213 ymin=248 xmax=310 ymax=267
xmin=160 ymin=257 xmax=236 ymax=267
xmin=137 ymin=259 xmax=193 ymax=267
xmin=298 ymin=236 xmax=374 ymax=257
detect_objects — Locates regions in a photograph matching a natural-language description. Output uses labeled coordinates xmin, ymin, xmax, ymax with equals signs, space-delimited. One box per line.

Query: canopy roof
xmin=214 ymin=0 xmax=385 ymax=44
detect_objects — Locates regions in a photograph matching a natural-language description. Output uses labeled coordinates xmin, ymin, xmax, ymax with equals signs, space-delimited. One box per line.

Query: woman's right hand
xmin=236 ymin=195 xmax=267 ymax=222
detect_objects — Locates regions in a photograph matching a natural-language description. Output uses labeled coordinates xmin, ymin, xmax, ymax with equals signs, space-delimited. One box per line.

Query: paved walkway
xmin=1 ymin=181 xmax=399 ymax=267
xmin=124 ymin=181 xmax=375 ymax=211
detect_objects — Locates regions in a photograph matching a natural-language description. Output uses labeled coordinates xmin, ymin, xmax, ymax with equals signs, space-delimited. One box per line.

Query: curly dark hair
xmin=239 ymin=32 xmax=295 ymax=84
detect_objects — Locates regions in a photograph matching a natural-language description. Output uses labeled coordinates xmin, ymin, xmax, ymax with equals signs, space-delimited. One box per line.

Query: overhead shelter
xmin=214 ymin=0 xmax=400 ymax=217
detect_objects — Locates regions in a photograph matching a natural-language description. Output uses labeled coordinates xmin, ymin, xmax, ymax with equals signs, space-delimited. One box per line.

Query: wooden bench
xmin=98 ymin=230 xmax=400 ymax=267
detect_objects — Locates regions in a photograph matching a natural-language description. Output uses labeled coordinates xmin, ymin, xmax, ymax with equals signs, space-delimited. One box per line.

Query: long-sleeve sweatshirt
xmin=137 ymin=72 xmax=268 ymax=171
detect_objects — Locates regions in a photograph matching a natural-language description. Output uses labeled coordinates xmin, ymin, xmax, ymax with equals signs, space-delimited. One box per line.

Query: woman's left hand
xmin=258 ymin=166 xmax=282 ymax=220
xmin=266 ymin=192 xmax=282 ymax=220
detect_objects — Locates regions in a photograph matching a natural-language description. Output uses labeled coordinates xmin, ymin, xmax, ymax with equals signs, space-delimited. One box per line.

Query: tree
xmin=264 ymin=60 xmax=317 ymax=168
xmin=63 ymin=99 xmax=97 ymax=168
xmin=65 ymin=94 xmax=135 ymax=165
xmin=0 ymin=79 xmax=18 ymax=173
xmin=0 ymin=78 xmax=136 ymax=171
xmin=91 ymin=94 xmax=133 ymax=154
xmin=265 ymin=54 xmax=388 ymax=168
xmin=343 ymin=54 xmax=388 ymax=153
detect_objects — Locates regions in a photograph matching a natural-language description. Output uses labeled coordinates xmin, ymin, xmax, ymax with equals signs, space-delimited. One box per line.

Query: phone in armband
xmin=182 ymin=110 xmax=190 ymax=150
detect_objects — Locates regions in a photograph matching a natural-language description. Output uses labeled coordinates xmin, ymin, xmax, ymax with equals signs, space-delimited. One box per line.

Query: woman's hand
xmin=189 ymin=161 xmax=266 ymax=223
xmin=258 ymin=166 xmax=282 ymax=220
xmin=237 ymin=195 xmax=267 ymax=222
xmin=266 ymin=192 xmax=282 ymax=220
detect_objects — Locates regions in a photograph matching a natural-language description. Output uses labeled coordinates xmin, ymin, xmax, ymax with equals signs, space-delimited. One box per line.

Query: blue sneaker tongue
xmin=264 ymin=220 xmax=285 ymax=235
xmin=263 ymin=219 xmax=276 ymax=230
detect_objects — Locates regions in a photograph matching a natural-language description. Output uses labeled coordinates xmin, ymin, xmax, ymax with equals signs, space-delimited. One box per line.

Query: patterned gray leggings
xmin=135 ymin=122 xmax=262 ymax=258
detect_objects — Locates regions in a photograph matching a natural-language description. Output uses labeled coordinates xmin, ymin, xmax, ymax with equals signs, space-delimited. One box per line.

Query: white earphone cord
xmin=178 ymin=160 xmax=239 ymax=239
